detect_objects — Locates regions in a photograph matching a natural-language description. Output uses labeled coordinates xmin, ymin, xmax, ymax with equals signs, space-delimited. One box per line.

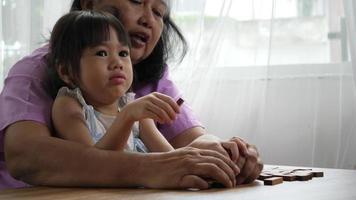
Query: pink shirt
xmin=0 ymin=45 xmax=202 ymax=189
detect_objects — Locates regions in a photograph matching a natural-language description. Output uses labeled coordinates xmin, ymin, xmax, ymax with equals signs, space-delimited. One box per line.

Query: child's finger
xmin=149 ymin=94 xmax=178 ymax=121
xmin=146 ymin=102 xmax=173 ymax=123
xmin=154 ymin=92 xmax=180 ymax=113
xmin=146 ymin=107 xmax=166 ymax=124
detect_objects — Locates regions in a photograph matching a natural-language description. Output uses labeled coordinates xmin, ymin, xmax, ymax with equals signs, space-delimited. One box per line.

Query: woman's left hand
xmin=229 ymin=137 xmax=264 ymax=185
xmin=189 ymin=135 xmax=263 ymax=185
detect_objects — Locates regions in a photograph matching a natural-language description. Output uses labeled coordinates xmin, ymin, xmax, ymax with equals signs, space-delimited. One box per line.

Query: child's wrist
xmin=117 ymin=108 xmax=135 ymax=124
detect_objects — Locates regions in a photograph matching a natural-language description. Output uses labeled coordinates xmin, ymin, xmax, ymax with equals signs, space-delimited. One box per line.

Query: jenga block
xmin=293 ymin=172 xmax=313 ymax=181
xmin=312 ymin=171 xmax=324 ymax=177
xmin=258 ymin=173 xmax=273 ymax=181
xmin=274 ymin=173 xmax=296 ymax=181
xmin=176 ymin=98 xmax=184 ymax=106
xmin=264 ymin=177 xmax=283 ymax=185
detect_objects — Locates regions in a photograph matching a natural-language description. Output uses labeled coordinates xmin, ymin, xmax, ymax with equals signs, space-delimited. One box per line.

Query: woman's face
xmin=91 ymin=0 xmax=168 ymax=64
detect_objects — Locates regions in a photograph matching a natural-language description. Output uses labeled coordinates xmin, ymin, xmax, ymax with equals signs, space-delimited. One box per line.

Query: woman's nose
xmin=138 ymin=8 xmax=154 ymax=28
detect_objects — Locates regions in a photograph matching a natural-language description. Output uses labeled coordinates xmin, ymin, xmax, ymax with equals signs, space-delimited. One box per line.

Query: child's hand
xmin=121 ymin=92 xmax=180 ymax=124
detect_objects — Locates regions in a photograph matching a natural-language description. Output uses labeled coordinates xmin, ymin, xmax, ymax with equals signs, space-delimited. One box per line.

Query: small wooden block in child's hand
xmin=177 ymin=98 xmax=184 ymax=106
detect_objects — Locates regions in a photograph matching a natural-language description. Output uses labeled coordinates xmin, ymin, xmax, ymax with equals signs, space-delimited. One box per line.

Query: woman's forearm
xmin=5 ymin=121 xmax=242 ymax=189
xmin=4 ymin=121 xmax=145 ymax=187
xmin=170 ymin=126 xmax=206 ymax=148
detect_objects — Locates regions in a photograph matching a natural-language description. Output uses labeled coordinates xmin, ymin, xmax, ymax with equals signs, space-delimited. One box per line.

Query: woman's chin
xmin=130 ymin=50 xmax=148 ymax=64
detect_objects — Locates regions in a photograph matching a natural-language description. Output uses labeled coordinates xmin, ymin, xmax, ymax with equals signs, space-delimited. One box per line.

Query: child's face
xmin=79 ymin=26 xmax=133 ymax=107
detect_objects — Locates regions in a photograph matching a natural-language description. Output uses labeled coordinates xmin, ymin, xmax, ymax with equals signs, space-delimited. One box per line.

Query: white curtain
xmin=0 ymin=0 xmax=71 ymax=89
xmin=1 ymin=0 xmax=355 ymax=169
xmin=170 ymin=0 xmax=356 ymax=169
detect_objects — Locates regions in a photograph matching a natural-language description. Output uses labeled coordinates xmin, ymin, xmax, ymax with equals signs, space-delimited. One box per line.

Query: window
xmin=171 ymin=0 xmax=346 ymax=68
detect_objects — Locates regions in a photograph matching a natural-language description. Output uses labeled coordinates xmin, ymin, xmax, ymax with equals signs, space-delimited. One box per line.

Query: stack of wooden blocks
xmin=258 ymin=167 xmax=324 ymax=185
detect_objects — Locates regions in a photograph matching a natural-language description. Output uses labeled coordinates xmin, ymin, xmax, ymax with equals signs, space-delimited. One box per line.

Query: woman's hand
xmin=188 ymin=134 xmax=263 ymax=185
xmin=140 ymin=147 xmax=240 ymax=189
xmin=229 ymin=137 xmax=264 ymax=185
xmin=121 ymin=92 xmax=180 ymax=124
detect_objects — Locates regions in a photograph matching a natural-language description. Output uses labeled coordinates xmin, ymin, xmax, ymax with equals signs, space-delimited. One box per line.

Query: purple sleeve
xmin=0 ymin=46 xmax=52 ymax=189
xmin=0 ymin=47 xmax=52 ymax=133
xmin=134 ymin=67 xmax=203 ymax=141
xmin=0 ymin=46 xmax=52 ymax=152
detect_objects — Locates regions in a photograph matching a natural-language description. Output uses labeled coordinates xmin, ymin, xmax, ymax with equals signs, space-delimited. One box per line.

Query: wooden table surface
xmin=1 ymin=165 xmax=356 ymax=200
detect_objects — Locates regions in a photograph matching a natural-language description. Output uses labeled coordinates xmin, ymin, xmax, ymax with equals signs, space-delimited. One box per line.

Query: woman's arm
xmin=4 ymin=121 xmax=142 ymax=187
xmin=139 ymin=119 xmax=174 ymax=152
xmin=4 ymin=121 xmax=239 ymax=189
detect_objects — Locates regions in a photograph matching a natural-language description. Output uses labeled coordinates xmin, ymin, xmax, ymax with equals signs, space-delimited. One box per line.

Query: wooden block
xmin=274 ymin=173 xmax=296 ymax=181
xmin=264 ymin=177 xmax=283 ymax=185
xmin=176 ymin=98 xmax=184 ymax=106
xmin=312 ymin=171 xmax=324 ymax=177
xmin=293 ymin=172 xmax=313 ymax=181
xmin=258 ymin=173 xmax=273 ymax=181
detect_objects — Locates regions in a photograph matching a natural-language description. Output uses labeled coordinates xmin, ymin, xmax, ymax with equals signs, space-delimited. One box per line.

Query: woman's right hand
xmin=140 ymin=147 xmax=240 ymax=189
xmin=121 ymin=92 xmax=180 ymax=124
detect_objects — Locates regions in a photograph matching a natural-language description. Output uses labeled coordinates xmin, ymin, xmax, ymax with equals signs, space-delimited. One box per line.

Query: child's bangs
xmin=77 ymin=14 xmax=112 ymax=48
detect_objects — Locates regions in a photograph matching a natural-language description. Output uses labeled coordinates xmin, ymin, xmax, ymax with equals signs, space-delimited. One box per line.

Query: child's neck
xmin=92 ymin=102 xmax=119 ymax=116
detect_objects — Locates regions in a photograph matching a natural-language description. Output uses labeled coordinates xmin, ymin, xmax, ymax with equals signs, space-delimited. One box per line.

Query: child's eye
xmin=96 ymin=50 xmax=108 ymax=57
xmin=119 ymin=50 xmax=129 ymax=57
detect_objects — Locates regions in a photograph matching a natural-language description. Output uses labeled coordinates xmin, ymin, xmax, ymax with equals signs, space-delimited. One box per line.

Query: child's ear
xmin=80 ymin=0 xmax=95 ymax=10
xmin=57 ymin=65 xmax=75 ymax=87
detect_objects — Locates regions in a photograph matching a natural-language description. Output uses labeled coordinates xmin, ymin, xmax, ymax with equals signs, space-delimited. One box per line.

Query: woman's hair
xmin=46 ymin=10 xmax=131 ymax=98
xmin=70 ymin=0 xmax=188 ymax=87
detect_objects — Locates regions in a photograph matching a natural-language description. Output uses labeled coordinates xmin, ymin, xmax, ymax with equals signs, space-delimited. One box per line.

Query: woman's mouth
xmin=130 ymin=32 xmax=149 ymax=48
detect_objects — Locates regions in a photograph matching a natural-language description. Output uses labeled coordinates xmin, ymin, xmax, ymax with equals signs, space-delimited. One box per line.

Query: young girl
xmin=47 ymin=10 xmax=179 ymax=152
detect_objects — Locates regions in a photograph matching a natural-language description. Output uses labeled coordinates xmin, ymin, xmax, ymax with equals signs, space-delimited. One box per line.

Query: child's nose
xmin=109 ymin=57 xmax=124 ymax=70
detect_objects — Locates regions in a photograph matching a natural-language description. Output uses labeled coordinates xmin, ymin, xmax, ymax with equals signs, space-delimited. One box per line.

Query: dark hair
xmin=46 ymin=10 xmax=131 ymax=98
xmin=70 ymin=0 xmax=188 ymax=87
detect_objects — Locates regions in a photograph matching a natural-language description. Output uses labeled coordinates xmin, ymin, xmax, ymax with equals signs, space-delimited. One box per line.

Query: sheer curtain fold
xmin=0 ymin=0 xmax=71 ymax=90
xmin=342 ymin=0 xmax=356 ymax=169
xmin=344 ymin=0 xmax=356 ymax=88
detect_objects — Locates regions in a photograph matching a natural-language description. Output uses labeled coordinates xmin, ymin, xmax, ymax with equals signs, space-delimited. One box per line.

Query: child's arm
xmin=53 ymin=95 xmax=134 ymax=150
xmin=139 ymin=119 xmax=174 ymax=152
xmin=138 ymin=97 xmax=184 ymax=152
xmin=95 ymin=111 xmax=134 ymax=151
xmin=52 ymin=95 xmax=96 ymax=146
xmin=53 ymin=92 xmax=179 ymax=151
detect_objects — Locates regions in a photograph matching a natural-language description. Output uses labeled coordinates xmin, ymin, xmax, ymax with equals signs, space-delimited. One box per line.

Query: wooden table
xmin=1 ymin=166 xmax=356 ymax=200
